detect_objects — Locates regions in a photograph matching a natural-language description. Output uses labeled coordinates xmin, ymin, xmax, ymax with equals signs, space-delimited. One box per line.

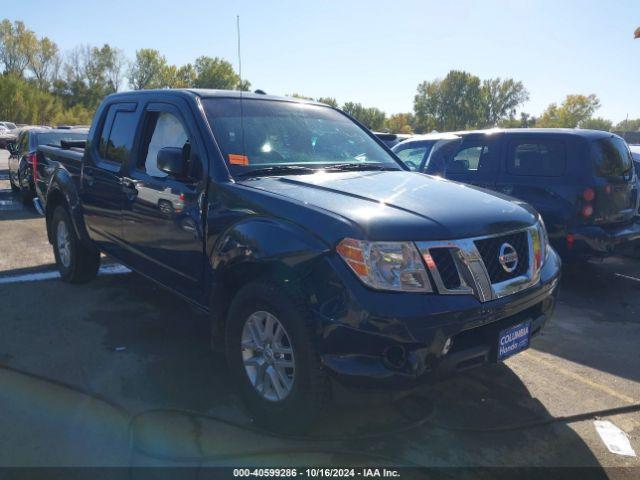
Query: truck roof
xmin=104 ymin=88 xmax=326 ymax=106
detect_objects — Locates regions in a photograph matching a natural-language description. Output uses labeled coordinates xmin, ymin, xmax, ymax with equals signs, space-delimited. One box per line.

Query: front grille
xmin=429 ymin=248 xmax=461 ymax=289
xmin=474 ymin=231 xmax=529 ymax=283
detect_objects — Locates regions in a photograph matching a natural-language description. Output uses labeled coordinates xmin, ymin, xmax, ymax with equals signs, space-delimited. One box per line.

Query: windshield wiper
xmin=236 ymin=165 xmax=317 ymax=178
xmin=323 ymin=163 xmax=400 ymax=172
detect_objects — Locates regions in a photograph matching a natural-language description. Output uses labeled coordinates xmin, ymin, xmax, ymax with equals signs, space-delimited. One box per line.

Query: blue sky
xmin=4 ymin=0 xmax=640 ymax=122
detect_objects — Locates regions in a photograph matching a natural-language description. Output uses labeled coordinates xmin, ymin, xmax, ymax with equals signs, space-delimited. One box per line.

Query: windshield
xmin=203 ymin=98 xmax=401 ymax=175
xmin=35 ymin=131 xmax=87 ymax=147
xmin=591 ymin=136 xmax=634 ymax=179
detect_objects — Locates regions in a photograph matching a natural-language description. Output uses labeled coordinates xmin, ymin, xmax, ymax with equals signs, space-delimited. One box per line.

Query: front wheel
xmin=225 ymin=281 xmax=330 ymax=433
xmin=51 ymin=206 xmax=100 ymax=284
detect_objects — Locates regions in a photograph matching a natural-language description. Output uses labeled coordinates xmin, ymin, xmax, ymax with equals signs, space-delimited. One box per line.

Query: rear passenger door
xmin=495 ymin=136 xmax=570 ymax=234
xmin=81 ymin=102 xmax=139 ymax=254
xmin=443 ymin=136 xmax=499 ymax=190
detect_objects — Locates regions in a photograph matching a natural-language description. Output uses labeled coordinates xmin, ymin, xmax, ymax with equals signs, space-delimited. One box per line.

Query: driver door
xmin=121 ymin=101 xmax=207 ymax=300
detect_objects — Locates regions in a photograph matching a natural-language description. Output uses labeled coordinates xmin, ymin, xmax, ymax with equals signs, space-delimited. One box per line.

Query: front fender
xmin=209 ymin=217 xmax=330 ymax=275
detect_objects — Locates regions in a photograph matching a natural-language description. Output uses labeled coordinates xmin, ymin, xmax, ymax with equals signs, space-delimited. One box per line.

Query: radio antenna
xmin=236 ymin=15 xmax=242 ymax=89
xmin=237 ymin=14 xmax=246 ymax=165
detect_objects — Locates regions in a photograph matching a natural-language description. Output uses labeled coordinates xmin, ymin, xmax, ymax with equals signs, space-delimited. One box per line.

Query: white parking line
xmin=0 ymin=264 xmax=131 ymax=285
xmin=614 ymin=273 xmax=640 ymax=283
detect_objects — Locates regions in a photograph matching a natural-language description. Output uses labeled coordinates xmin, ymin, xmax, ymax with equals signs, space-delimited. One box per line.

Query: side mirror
xmin=157 ymin=147 xmax=185 ymax=178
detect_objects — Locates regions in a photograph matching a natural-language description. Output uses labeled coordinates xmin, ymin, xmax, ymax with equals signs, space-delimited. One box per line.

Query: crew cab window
xmin=97 ymin=103 xmax=137 ymax=164
xmin=507 ymin=140 xmax=565 ymax=177
xmin=104 ymin=112 xmax=137 ymax=163
xmin=139 ymin=112 xmax=190 ymax=178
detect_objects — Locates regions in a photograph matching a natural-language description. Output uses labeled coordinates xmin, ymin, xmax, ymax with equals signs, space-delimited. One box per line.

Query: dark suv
xmin=6 ymin=128 xmax=87 ymax=204
xmin=393 ymin=129 xmax=640 ymax=259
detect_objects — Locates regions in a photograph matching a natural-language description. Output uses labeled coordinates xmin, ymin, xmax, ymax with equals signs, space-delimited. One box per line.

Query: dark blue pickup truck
xmin=36 ymin=90 xmax=560 ymax=432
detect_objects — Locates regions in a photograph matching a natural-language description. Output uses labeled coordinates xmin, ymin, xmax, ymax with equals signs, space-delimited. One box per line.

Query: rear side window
xmin=97 ymin=103 xmax=137 ymax=164
xmin=507 ymin=140 xmax=566 ymax=177
xmin=104 ymin=112 xmax=137 ymax=163
xmin=591 ymin=137 xmax=633 ymax=179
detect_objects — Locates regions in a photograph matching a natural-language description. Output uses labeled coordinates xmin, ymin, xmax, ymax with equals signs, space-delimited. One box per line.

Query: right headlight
xmin=336 ymin=238 xmax=432 ymax=292
xmin=532 ymin=218 xmax=549 ymax=271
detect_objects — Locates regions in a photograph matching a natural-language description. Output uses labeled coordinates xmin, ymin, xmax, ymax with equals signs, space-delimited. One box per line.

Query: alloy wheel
xmin=56 ymin=220 xmax=71 ymax=268
xmin=241 ymin=310 xmax=295 ymax=402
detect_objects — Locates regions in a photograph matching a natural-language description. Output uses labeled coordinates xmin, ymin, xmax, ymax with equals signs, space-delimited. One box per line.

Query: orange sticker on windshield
xmin=229 ymin=154 xmax=249 ymax=165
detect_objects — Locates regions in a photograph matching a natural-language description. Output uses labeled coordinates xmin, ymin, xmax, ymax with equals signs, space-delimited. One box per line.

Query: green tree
xmin=194 ymin=56 xmax=241 ymax=89
xmin=161 ymin=63 xmax=196 ymax=88
xmin=317 ymin=96 xmax=338 ymax=108
xmin=341 ymin=102 xmax=386 ymax=130
xmin=580 ymin=117 xmax=612 ymax=131
xmin=480 ymin=78 xmax=529 ymax=127
xmin=536 ymin=94 xmax=601 ymax=128
xmin=0 ymin=19 xmax=37 ymax=77
xmin=385 ymin=113 xmax=415 ymax=133
xmin=413 ymin=70 xmax=482 ymax=132
xmin=0 ymin=74 xmax=60 ymax=124
xmin=614 ymin=118 xmax=640 ymax=132
xmin=27 ymin=36 xmax=59 ymax=89
xmin=128 ymin=48 xmax=168 ymax=90
xmin=498 ymin=112 xmax=537 ymax=128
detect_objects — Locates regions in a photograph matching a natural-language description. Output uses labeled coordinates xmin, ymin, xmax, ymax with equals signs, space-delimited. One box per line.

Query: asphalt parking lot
xmin=0 ymin=150 xmax=638 ymax=477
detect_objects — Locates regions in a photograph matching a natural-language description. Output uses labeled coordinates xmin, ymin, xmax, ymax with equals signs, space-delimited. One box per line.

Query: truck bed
xmin=36 ymin=144 xmax=86 ymax=207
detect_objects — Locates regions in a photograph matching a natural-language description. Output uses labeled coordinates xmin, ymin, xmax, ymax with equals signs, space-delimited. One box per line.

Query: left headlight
xmin=336 ymin=238 xmax=432 ymax=292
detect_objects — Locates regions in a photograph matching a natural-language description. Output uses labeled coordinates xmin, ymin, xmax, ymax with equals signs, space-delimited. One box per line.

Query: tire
xmin=51 ymin=206 xmax=100 ymax=284
xmin=225 ymin=281 xmax=330 ymax=433
xmin=20 ymin=182 xmax=34 ymax=206
xmin=8 ymin=172 xmax=19 ymax=192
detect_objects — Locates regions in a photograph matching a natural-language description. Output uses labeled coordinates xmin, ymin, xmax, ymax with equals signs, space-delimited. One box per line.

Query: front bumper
xmin=569 ymin=220 xmax=640 ymax=256
xmin=311 ymin=247 xmax=561 ymax=388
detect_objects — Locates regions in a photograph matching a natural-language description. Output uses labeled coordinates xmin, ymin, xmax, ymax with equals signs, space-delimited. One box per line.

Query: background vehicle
xmin=6 ymin=128 xmax=87 ymax=204
xmin=392 ymin=132 xmax=459 ymax=171
xmin=39 ymin=89 xmax=559 ymax=432
xmin=0 ymin=121 xmax=17 ymax=131
xmin=630 ymin=144 xmax=640 ymax=175
xmin=373 ymin=131 xmax=412 ymax=148
xmin=394 ymin=129 xmax=640 ymax=259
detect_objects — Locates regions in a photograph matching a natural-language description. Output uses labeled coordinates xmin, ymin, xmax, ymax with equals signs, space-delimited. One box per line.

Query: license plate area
xmin=498 ymin=320 xmax=531 ymax=360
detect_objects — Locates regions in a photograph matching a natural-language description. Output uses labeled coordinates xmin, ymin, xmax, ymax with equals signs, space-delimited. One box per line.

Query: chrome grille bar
xmin=416 ymin=227 xmax=540 ymax=303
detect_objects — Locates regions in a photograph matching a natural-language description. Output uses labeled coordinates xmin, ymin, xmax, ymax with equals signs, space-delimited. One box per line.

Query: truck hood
xmin=239 ymin=170 xmax=537 ymax=241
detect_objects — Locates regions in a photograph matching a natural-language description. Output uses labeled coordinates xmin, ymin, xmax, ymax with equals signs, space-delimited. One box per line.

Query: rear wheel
xmin=19 ymin=182 xmax=34 ymax=206
xmin=51 ymin=206 xmax=100 ymax=284
xmin=8 ymin=172 xmax=19 ymax=193
xmin=225 ymin=281 xmax=330 ymax=433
